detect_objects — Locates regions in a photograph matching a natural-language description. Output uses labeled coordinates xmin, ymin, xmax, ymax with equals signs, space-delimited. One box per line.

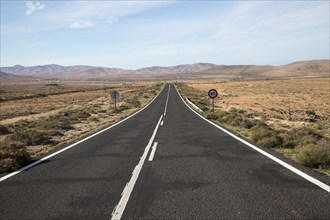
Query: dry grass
xmin=188 ymin=78 xmax=330 ymax=136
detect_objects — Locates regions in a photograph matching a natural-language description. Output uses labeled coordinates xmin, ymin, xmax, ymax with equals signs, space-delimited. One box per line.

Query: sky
xmin=0 ymin=0 xmax=329 ymax=69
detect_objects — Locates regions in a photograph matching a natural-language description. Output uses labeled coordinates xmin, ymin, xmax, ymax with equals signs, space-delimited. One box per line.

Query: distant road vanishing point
xmin=0 ymin=84 xmax=329 ymax=219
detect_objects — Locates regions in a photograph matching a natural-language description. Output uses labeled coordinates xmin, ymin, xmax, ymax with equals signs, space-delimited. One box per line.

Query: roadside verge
xmin=0 ymin=84 xmax=166 ymax=182
xmin=174 ymin=84 xmax=330 ymax=192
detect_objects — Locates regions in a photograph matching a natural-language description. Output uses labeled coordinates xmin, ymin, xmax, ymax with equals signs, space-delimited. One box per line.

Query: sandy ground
xmin=188 ymin=78 xmax=330 ymax=132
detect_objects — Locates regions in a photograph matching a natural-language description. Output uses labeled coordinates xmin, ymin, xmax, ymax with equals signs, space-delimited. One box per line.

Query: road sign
xmin=111 ymin=90 xmax=120 ymax=110
xmin=208 ymin=89 xmax=218 ymax=113
xmin=111 ymin=90 xmax=120 ymax=101
xmin=208 ymin=89 xmax=218 ymax=99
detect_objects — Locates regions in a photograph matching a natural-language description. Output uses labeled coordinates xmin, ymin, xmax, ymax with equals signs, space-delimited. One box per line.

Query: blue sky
xmin=0 ymin=1 xmax=329 ymax=69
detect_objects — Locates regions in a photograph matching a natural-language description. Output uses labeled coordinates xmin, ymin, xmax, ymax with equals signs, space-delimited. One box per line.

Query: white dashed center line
xmin=148 ymin=142 xmax=158 ymax=161
xmin=111 ymin=115 xmax=163 ymax=220
xmin=164 ymin=85 xmax=170 ymax=116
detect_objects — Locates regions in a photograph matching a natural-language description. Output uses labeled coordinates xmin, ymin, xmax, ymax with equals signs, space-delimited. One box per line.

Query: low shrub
xmin=0 ymin=125 xmax=11 ymax=135
xmin=206 ymin=112 xmax=219 ymax=120
xmin=296 ymin=145 xmax=330 ymax=168
xmin=129 ymin=96 xmax=141 ymax=108
xmin=214 ymin=111 xmax=231 ymax=123
xmin=114 ymin=104 xmax=130 ymax=113
xmin=290 ymin=127 xmax=322 ymax=146
xmin=239 ymin=118 xmax=256 ymax=129
xmin=37 ymin=118 xmax=74 ymax=131
xmin=98 ymin=109 xmax=107 ymax=113
xmin=279 ymin=133 xmax=296 ymax=148
xmin=209 ymin=110 xmax=258 ymax=129
xmin=250 ymin=125 xmax=283 ymax=148
xmin=67 ymin=110 xmax=91 ymax=122
xmin=250 ymin=125 xmax=274 ymax=142
xmin=46 ymin=130 xmax=64 ymax=136
xmin=10 ymin=129 xmax=52 ymax=145
xmin=0 ymin=141 xmax=31 ymax=173
xmin=89 ymin=116 xmax=100 ymax=122
xmin=229 ymin=108 xmax=246 ymax=114
xmin=305 ymin=110 xmax=316 ymax=116
xmin=229 ymin=114 xmax=256 ymax=129
xmin=257 ymin=135 xmax=283 ymax=148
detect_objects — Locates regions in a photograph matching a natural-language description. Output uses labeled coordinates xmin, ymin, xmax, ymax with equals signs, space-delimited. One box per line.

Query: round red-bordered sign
xmin=208 ymin=89 xmax=218 ymax=99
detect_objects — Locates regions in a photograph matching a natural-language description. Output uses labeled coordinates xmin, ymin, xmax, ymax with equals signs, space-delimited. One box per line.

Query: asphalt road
xmin=0 ymin=83 xmax=329 ymax=220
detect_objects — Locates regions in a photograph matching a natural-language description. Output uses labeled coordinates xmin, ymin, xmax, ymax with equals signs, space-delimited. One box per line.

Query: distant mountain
xmin=0 ymin=63 xmax=217 ymax=80
xmin=136 ymin=63 xmax=217 ymax=75
xmin=0 ymin=64 xmax=132 ymax=79
xmin=0 ymin=71 xmax=39 ymax=83
xmin=196 ymin=60 xmax=329 ymax=79
xmin=1 ymin=60 xmax=328 ymax=81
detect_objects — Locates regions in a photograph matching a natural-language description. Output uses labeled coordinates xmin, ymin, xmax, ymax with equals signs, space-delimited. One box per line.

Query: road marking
xmin=161 ymin=121 xmax=164 ymax=126
xmin=164 ymin=84 xmax=170 ymax=116
xmin=174 ymin=84 xmax=330 ymax=193
xmin=111 ymin=115 xmax=163 ymax=220
xmin=0 ymin=85 xmax=166 ymax=182
xmin=148 ymin=142 xmax=158 ymax=161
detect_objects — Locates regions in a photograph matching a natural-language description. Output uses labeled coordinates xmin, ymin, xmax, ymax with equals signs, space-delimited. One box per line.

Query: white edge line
xmin=148 ymin=142 xmax=158 ymax=161
xmin=186 ymin=97 xmax=203 ymax=113
xmin=111 ymin=115 xmax=163 ymax=220
xmin=161 ymin=121 xmax=164 ymax=126
xmin=174 ymin=84 xmax=330 ymax=193
xmin=0 ymin=84 xmax=167 ymax=182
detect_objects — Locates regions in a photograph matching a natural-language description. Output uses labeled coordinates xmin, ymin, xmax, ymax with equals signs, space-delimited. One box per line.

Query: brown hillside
xmin=0 ymin=71 xmax=39 ymax=83
xmin=197 ymin=60 xmax=329 ymax=79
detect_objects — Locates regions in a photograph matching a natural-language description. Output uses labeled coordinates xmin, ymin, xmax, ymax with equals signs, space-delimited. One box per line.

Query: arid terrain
xmin=188 ymin=78 xmax=330 ymax=132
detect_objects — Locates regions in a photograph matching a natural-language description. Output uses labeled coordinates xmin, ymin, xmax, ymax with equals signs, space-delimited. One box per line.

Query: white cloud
xmin=213 ymin=1 xmax=329 ymax=41
xmin=40 ymin=1 xmax=170 ymax=29
xmin=70 ymin=20 xmax=94 ymax=29
xmin=25 ymin=1 xmax=45 ymax=15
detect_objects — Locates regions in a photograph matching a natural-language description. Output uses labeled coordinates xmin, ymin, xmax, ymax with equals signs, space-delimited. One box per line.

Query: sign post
xmin=111 ymin=90 xmax=120 ymax=110
xmin=208 ymin=89 xmax=218 ymax=113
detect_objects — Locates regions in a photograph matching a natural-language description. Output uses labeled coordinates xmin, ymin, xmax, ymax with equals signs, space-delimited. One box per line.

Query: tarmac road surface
xmin=0 ymin=83 xmax=329 ymax=220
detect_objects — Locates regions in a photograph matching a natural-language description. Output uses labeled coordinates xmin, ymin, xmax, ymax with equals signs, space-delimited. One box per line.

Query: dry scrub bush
xmin=290 ymin=127 xmax=322 ymax=146
xmin=35 ymin=118 xmax=74 ymax=131
xmin=10 ymin=129 xmax=53 ymax=145
xmin=0 ymin=141 xmax=30 ymax=173
xmin=296 ymin=144 xmax=330 ymax=168
xmin=127 ymin=96 xmax=141 ymax=108
xmin=0 ymin=125 xmax=11 ymax=135
xmin=250 ymin=125 xmax=283 ymax=148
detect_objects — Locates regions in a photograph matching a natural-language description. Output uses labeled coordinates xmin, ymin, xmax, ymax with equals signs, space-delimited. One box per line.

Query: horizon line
xmin=1 ymin=59 xmax=329 ymax=70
